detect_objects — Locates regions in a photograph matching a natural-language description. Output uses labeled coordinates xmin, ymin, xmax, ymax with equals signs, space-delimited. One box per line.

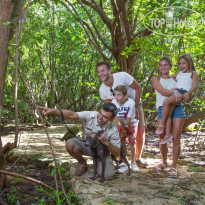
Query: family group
xmin=38 ymin=54 xmax=198 ymax=180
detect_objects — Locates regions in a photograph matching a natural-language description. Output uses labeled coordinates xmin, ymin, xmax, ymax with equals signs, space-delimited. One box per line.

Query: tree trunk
xmin=0 ymin=0 xmax=25 ymax=190
xmin=183 ymin=109 xmax=205 ymax=131
xmin=0 ymin=0 xmax=15 ymax=126
xmin=0 ymin=0 xmax=14 ymax=189
xmin=0 ymin=153 xmax=6 ymax=190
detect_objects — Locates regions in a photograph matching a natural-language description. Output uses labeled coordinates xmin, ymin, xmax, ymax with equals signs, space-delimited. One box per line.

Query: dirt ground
xmin=0 ymin=124 xmax=204 ymax=205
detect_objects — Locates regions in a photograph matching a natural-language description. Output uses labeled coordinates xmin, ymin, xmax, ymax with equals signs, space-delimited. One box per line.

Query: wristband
xmin=173 ymin=90 xmax=177 ymax=95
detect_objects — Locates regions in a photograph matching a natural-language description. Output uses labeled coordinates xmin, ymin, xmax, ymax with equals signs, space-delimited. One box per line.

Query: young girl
xmin=112 ymin=85 xmax=139 ymax=173
xmin=156 ymin=54 xmax=198 ymax=144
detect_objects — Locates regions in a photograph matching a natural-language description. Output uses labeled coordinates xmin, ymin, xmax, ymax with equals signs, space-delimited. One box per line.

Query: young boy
xmin=112 ymin=85 xmax=139 ymax=173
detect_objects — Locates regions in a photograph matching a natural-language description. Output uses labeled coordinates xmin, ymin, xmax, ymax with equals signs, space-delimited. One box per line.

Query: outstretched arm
xmin=37 ymin=106 xmax=79 ymax=121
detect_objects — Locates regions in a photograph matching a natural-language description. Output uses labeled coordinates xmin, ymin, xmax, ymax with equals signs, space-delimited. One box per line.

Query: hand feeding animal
xmin=85 ymin=130 xmax=130 ymax=183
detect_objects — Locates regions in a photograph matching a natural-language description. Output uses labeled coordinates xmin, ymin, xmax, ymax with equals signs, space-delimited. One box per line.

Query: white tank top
xmin=176 ymin=71 xmax=192 ymax=91
xmin=155 ymin=77 xmax=176 ymax=110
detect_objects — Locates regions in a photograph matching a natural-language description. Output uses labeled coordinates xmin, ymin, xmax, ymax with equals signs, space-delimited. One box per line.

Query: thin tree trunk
xmin=0 ymin=0 xmax=15 ymax=190
xmin=0 ymin=0 xmax=15 ymax=126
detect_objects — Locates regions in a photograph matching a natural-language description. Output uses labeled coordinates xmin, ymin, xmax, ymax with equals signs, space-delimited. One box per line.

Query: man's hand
xmin=98 ymin=134 xmax=109 ymax=146
xmin=37 ymin=106 xmax=55 ymax=116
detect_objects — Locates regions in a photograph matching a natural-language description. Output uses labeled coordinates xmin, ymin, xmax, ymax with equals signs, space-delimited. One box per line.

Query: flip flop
xmin=153 ymin=163 xmax=167 ymax=172
xmin=168 ymin=167 xmax=177 ymax=178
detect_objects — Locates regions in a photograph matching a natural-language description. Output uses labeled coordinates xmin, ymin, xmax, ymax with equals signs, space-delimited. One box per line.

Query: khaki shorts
xmin=138 ymin=104 xmax=145 ymax=127
xmin=66 ymin=138 xmax=115 ymax=180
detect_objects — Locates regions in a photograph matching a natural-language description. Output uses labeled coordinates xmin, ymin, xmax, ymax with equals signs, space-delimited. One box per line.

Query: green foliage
xmin=36 ymin=185 xmax=78 ymax=204
xmin=59 ymin=125 xmax=80 ymax=141
xmin=3 ymin=0 xmax=205 ymax=126
xmin=105 ymin=197 xmax=115 ymax=205
xmin=8 ymin=177 xmax=25 ymax=204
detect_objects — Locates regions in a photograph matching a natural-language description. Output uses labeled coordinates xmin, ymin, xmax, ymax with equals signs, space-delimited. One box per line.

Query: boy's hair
xmin=102 ymin=103 xmax=118 ymax=118
xmin=96 ymin=61 xmax=111 ymax=70
xmin=114 ymin=85 xmax=127 ymax=96
xmin=178 ymin=54 xmax=196 ymax=71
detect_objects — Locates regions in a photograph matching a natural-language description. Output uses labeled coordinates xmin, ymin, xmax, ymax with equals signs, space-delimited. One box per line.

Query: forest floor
xmin=0 ymin=124 xmax=204 ymax=205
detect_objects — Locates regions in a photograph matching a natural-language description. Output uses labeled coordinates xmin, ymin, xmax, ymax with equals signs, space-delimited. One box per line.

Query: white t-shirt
xmin=99 ymin=72 xmax=135 ymax=101
xmin=176 ymin=71 xmax=192 ymax=91
xmin=155 ymin=77 xmax=176 ymax=110
xmin=112 ymin=98 xmax=138 ymax=127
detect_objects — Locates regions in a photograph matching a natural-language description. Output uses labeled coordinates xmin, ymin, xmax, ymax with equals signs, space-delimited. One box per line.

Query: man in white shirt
xmin=96 ymin=61 xmax=148 ymax=168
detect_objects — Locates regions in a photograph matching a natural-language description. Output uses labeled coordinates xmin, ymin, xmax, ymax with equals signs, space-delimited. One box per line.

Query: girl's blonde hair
xmin=158 ymin=57 xmax=172 ymax=76
xmin=178 ymin=54 xmax=195 ymax=71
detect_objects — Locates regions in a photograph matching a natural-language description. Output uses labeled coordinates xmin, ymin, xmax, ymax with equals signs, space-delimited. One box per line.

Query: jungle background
xmin=0 ymin=0 xmax=204 ymax=204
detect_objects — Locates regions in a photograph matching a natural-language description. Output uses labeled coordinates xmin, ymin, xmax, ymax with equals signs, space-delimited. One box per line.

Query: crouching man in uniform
xmin=38 ymin=103 xmax=120 ymax=180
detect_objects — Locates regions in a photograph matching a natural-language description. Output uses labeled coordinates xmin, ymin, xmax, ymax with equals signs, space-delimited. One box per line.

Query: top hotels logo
xmin=143 ymin=6 xmax=204 ymax=36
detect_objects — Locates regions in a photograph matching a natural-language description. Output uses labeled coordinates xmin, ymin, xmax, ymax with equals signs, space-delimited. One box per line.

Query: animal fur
xmin=85 ymin=130 xmax=130 ymax=182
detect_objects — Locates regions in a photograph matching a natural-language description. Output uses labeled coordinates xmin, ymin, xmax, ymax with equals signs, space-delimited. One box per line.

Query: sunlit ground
xmin=1 ymin=124 xmax=204 ymax=168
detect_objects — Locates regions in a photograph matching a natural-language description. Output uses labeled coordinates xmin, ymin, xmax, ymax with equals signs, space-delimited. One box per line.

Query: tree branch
xmin=131 ymin=0 xmax=143 ymax=34
xmin=111 ymin=10 xmax=120 ymax=56
xmin=62 ymin=0 xmax=109 ymax=61
xmin=81 ymin=0 xmax=112 ymax=31
xmin=133 ymin=28 xmax=152 ymax=38
xmin=67 ymin=90 xmax=98 ymax=110
xmin=0 ymin=170 xmax=53 ymax=190
xmin=111 ymin=0 xmax=117 ymax=16
xmin=119 ymin=0 xmax=132 ymax=45
xmin=77 ymin=0 xmax=113 ymax=53
xmin=183 ymin=109 xmax=205 ymax=131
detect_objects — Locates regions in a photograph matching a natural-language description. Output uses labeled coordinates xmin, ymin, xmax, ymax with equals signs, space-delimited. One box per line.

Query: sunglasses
xmin=110 ymin=88 xmax=115 ymax=96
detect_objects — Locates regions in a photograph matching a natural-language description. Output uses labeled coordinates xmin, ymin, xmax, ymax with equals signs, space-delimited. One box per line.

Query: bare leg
xmin=171 ymin=117 xmax=185 ymax=168
xmin=158 ymin=120 xmax=168 ymax=166
xmin=165 ymin=105 xmax=175 ymax=136
xmin=66 ymin=142 xmax=86 ymax=164
xmin=165 ymin=117 xmax=172 ymax=136
xmin=135 ymin=126 xmax=145 ymax=160
xmin=160 ymin=95 xmax=178 ymax=127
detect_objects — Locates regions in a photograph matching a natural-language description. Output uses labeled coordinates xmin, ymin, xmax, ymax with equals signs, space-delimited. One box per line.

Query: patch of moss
xmin=59 ymin=125 xmax=80 ymax=141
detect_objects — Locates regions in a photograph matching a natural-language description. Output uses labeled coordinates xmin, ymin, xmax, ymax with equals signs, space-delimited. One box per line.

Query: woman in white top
xmin=156 ymin=54 xmax=198 ymax=144
xmin=152 ymin=56 xmax=188 ymax=178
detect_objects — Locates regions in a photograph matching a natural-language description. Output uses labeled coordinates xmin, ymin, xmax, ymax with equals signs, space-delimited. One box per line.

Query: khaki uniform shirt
xmin=77 ymin=111 xmax=121 ymax=149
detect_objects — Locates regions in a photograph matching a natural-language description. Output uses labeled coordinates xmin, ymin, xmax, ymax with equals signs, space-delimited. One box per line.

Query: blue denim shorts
xmin=157 ymin=104 xmax=185 ymax=120
xmin=176 ymin=88 xmax=187 ymax=94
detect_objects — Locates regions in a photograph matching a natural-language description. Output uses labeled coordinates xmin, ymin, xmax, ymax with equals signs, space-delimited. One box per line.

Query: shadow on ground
xmin=1 ymin=124 xmax=205 ymax=205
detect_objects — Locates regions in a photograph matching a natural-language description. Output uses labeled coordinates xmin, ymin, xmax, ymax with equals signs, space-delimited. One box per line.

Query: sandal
xmin=160 ymin=134 xmax=173 ymax=144
xmin=155 ymin=124 xmax=165 ymax=135
xmin=168 ymin=167 xmax=177 ymax=178
xmin=153 ymin=163 xmax=167 ymax=172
